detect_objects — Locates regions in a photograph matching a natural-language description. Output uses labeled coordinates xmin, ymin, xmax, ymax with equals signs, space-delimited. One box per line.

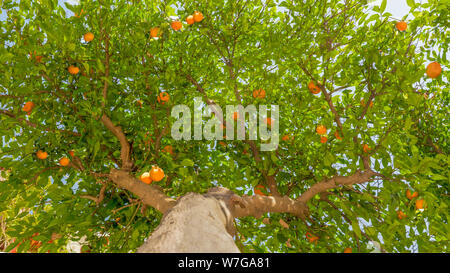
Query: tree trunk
xmin=137 ymin=192 xmax=240 ymax=253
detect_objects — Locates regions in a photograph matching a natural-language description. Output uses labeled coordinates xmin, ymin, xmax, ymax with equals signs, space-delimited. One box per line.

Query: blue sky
xmin=369 ymin=0 xmax=414 ymax=19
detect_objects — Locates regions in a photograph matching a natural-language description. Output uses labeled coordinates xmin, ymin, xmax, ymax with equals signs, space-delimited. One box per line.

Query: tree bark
xmin=137 ymin=192 xmax=240 ymax=253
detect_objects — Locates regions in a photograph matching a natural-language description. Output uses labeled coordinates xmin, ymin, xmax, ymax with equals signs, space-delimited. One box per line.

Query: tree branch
xmin=109 ymin=169 xmax=176 ymax=214
xmin=100 ymin=114 xmax=133 ymax=170
xmin=297 ymin=169 xmax=376 ymax=203
xmin=0 ymin=109 xmax=80 ymax=137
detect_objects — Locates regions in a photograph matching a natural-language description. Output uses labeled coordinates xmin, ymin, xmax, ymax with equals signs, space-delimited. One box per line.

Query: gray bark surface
xmin=137 ymin=192 xmax=240 ymax=253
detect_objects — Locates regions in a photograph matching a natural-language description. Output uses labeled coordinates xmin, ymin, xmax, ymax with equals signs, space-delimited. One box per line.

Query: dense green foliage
xmin=0 ymin=0 xmax=448 ymax=253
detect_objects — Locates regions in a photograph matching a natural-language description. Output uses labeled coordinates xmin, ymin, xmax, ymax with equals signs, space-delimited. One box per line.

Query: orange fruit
xmin=193 ymin=11 xmax=204 ymax=22
xmin=282 ymin=135 xmax=291 ymax=141
xmin=186 ymin=15 xmax=195 ymax=25
xmin=74 ymin=9 xmax=85 ymax=18
xmin=363 ymin=144 xmax=371 ymax=153
xmin=397 ymin=210 xmax=407 ymax=220
xmin=36 ymin=150 xmax=48 ymax=160
xmin=415 ymin=199 xmax=425 ymax=210
xmin=308 ymin=81 xmax=321 ymax=94
xmin=22 ymin=101 xmax=35 ymax=113
xmin=157 ymin=92 xmax=170 ymax=104
xmin=219 ymin=141 xmax=227 ymax=147
xmin=361 ymin=99 xmax=374 ymax=108
xmin=316 ymin=125 xmax=327 ymax=135
xmin=68 ymin=65 xmax=80 ymax=75
xmin=252 ymin=89 xmax=266 ymax=99
xmin=136 ymin=100 xmax=143 ymax=107
xmin=29 ymin=51 xmax=43 ymax=63
xmin=254 ymin=185 xmax=266 ymax=196
xmin=150 ymin=166 xmax=165 ymax=182
xmin=343 ymin=247 xmax=352 ymax=253
xmin=150 ymin=27 xmax=161 ymax=38
xmin=406 ymin=189 xmax=418 ymax=200
xmin=171 ymin=21 xmax=182 ymax=31
xmin=69 ymin=150 xmax=75 ymax=157
xmin=162 ymin=145 xmax=174 ymax=155
xmin=265 ymin=117 xmax=274 ymax=126
xmin=334 ymin=131 xmax=342 ymax=140
xmin=426 ymin=62 xmax=442 ymax=79
xmin=233 ymin=112 xmax=239 ymax=121
xmin=84 ymin=32 xmax=94 ymax=42
xmin=320 ymin=136 xmax=328 ymax=143
xmin=396 ymin=21 xmax=407 ymax=31
xmin=140 ymin=172 xmax=153 ymax=184
xmin=305 ymin=232 xmax=319 ymax=243
xmin=59 ymin=157 xmax=70 ymax=166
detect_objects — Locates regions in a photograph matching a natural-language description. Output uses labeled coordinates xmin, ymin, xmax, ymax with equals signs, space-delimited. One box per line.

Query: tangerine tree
xmin=0 ymin=0 xmax=448 ymax=253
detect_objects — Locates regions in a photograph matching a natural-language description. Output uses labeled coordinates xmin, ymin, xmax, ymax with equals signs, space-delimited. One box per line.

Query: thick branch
xmin=231 ymin=194 xmax=308 ymax=219
xmin=109 ymin=169 xmax=176 ymax=214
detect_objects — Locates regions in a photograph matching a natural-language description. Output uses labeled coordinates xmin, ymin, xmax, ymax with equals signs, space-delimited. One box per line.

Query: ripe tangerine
xmin=193 ymin=11 xmax=204 ymax=22
xmin=36 ymin=150 xmax=48 ymax=160
xmin=316 ymin=125 xmax=327 ymax=135
xmin=308 ymin=81 xmax=321 ymax=94
xmin=171 ymin=21 xmax=183 ymax=31
xmin=186 ymin=15 xmax=195 ymax=25
xmin=59 ymin=157 xmax=70 ymax=166
xmin=426 ymin=62 xmax=442 ymax=79
xmin=140 ymin=172 xmax=153 ymax=184
xmin=396 ymin=21 xmax=407 ymax=31
xmin=68 ymin=65 xmax=80 ymax=75
xmin=150 ymin=166 xmax=165 ymax=182
xmin=84 ymin=32 xmax=94 ymax=42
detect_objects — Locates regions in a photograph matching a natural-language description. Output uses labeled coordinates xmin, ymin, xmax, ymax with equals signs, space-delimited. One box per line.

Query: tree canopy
xmin=0 ymin=0 xmax=448 ymax=253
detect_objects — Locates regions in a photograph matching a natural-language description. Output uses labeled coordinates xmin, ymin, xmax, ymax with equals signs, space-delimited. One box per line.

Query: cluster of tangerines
xmin=150 ymin=11 xmax=204 ymax=38
xmin=305 ymin=22 xmax=442 ymax=139
xmin=139 ymin=134 xmax=171 ymax=185
xmin=396 ymin=189 xmax=426 ymax=220
xmin=35 ymin=149 xmax=74 ymax=167
xmin=250 ymin=88 xmax=276 ymax=128
xmin=314 ymin=124 xmax=343 ymax=144
xmin=308 ymin=51 xmax=441 ymax=147
xmin=139 ymin=166 xmax=165 ymax=185
xmin=137 ymin=91 xmax=171 ymax=107
xmin=396 ymin=21 xmax=443 ymax=78
xmin=224 ymin=89 xmax=275 ymax=146
xmin=66 ymin=32 xmax=95 ymax=76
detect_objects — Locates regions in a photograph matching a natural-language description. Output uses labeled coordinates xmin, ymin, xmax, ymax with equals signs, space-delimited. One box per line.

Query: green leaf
xmin=352 ymin=221 xmax=362 ymax=239
xmin=380 ymin=0 xmax=387 ymax=13
xmin=180 ymin=158 xmax=194 ymax=167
